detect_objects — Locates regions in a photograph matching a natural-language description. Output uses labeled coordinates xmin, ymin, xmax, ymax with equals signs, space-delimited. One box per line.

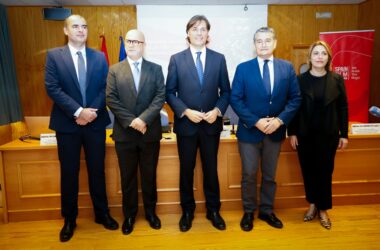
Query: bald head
xmin=125 ymin=29 xmax=145 ymax=61
xmin=64 ymin=14 xmax=86 ymax=28
xmin=125 ymin=29 xmax=145 ymax=43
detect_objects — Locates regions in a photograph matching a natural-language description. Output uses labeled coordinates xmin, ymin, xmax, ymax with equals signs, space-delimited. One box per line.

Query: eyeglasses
xmin=126 ymin=39 xmax=144 ymax=45
xmin=255 ymin=39 xmax=274 ymax=46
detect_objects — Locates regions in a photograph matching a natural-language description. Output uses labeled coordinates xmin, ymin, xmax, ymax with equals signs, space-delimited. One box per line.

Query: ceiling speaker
xmin=42 ymin=7 xmax=72 ymax=21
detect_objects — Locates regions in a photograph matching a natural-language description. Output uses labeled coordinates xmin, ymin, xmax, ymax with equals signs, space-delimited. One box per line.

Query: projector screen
xmin=137 ymin=5 xmax=267 ymax=83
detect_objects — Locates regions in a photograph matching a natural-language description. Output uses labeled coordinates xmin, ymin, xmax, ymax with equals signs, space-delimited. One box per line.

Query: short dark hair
xmin=186 ymin=15 xmax=210 ymax=44
xmin=64 ymin=14 xmax=86 ymax=28
xmin=253 ymin=27 xmax=276 ymax=42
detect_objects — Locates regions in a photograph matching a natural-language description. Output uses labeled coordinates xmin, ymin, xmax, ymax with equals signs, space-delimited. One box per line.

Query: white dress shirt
xmin=68 ymin=44 xmax=87 ymax=117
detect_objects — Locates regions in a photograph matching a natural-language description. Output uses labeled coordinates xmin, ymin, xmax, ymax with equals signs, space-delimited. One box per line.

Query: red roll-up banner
xmin=320 ymin=30 xmax=375 ymax=122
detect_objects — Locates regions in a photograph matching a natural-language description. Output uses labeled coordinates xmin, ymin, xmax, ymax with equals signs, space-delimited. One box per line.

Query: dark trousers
xmin=238 ymin=136 xmax=282 ymax=214
xmin=115 ymin=140 xmax=160 ymax=218
xmin=56 ymin=128 xmax=109 ymax=221
xmin=177 ymin=129 xmax=221 ymax=213
xmin=297 ymin=133 xmax=339 ymax=210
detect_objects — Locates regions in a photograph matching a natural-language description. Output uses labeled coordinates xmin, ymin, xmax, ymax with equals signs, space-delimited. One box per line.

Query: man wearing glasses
xmin=106 ymin=29 xmax=165 ymax=235
xmin=230 ymin=27 xmax=301 ymax=231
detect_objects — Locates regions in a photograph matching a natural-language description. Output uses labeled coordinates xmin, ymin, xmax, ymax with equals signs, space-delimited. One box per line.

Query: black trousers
xmin=177 ymin=129 xmax=221 ymax=213
xmin=297 ymin=133 xmax=339 ymax=210
xmin=56 ymin=128 xmax=109 ymax=221
xmin=115 ymin=140 xmax=160 ymax=218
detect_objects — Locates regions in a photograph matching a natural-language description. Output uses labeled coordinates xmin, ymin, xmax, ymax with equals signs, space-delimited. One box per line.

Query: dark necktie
xmin=263 ymin=59 xmax=271 ymax=96
xmin=132 ymin=61 xmax=140 ymax=92
xmin=196 ymin=51 xmax=204 ymax=86
xmin=77 ymin=51 xmax=86 ymax=106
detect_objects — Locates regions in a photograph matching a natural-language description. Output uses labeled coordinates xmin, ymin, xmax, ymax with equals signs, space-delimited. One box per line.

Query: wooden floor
xmin=1 ymin=204 xmax=379 ymax=250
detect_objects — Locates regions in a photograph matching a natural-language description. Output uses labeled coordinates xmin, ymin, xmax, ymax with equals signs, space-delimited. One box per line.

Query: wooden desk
xmin=1 ymin=132 xmax=380 ymax=222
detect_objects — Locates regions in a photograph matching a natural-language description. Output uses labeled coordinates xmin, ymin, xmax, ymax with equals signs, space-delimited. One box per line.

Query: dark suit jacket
xmin=166 ymin=48 xmax=230 ymax=136
xmin=230 ymin=57 xmax=301 ymax=143
xmin=287 ymin=71 xmax=349 ymax=138
xmin=106 ymin=59 xmax=165 ymax=142
xmin=45 ymin=46 xmax=110 ymax=132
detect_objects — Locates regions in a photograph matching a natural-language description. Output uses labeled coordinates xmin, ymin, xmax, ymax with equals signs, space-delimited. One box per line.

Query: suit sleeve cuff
xmin=74 ymin=107 xmax=83 ymax=118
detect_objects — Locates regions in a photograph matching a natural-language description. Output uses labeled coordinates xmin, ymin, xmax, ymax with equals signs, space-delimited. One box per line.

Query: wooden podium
xmin=1 ymin=119 xmax=380 ymax=223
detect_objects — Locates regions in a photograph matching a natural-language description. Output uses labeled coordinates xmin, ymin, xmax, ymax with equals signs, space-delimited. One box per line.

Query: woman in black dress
xmin=288 ymin=41 xmax=348 ymax=230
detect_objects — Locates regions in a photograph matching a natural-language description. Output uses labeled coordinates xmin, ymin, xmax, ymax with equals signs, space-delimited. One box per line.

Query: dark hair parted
xmin=308 ymin=40 xmax=333 ymax=71
xmin=186 ymin=15 xmax=210 ymax=44
xmin=253 ymin=27 xmax=276 ymax=42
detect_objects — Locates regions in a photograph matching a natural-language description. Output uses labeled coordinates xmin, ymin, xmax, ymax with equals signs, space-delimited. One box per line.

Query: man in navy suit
xmin=230 ymin=27 xmax=301 ymax=231
xmin=166 ymin=15 xmax=230 ymax=232
xmin=45 ymin=15 xmax=118 ymax=242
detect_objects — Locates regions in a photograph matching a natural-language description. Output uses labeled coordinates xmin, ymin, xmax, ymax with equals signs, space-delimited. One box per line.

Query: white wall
xmin=137 ymin=5 xmax=267 ymax=82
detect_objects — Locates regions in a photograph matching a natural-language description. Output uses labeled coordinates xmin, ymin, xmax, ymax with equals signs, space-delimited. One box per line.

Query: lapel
xmin=122 ymin=59 xmax=138 ymax=97
xmin=203 ymin=48 xmax=213 ymax=88
xmin=272 ymin=58 xmax=280 ymax=98
xmin=137 ymin=59 xmax=148 ymax=95
xmin=85 ymin=47 xmax=95 ymax=90
xmin=302 ymin=72 xmax=314 ymax=100
xmin=323 ymin=72 xmax=339 ymax=106
xmin=251 ymin=58 xmax=269 ymax=98
xmin=184 ymin=48 xmax=202 ymax=87
xmin=61 ymin=45 xmax=81 ymax=92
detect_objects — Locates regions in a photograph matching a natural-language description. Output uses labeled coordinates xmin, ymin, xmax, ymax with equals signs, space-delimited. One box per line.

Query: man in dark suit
xmin=44 ymin=15 xmax=118 ymax=242
xmin=230 ymin=27 xmax=301 ymax=231
xmin=106 ymin=29 xmax=165 ymax=235
xmin=166 ymin=15 xmax=230 ymax=232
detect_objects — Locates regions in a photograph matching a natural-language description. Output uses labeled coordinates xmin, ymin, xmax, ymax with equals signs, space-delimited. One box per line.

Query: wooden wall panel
xmin=268 ymin=5 xmax=359 ymax=61
xmin=358 ymin=0 xmax=380 ymax=122
xmin=7 ymin=6 xmax=137 ymax=116
xmin=7 ymin=4 xmax=380 ymax=124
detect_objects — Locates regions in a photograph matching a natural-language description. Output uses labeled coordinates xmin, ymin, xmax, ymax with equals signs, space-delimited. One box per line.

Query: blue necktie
xmin=263 ymin=59 xmax=271 ymax=96
xmin=77 ymin=51 xmax=86 ymax=106
xmin=132 ymin=61 xmax=140 ymax=92
xmin=196 ymin=51 xmax=203 ymax=86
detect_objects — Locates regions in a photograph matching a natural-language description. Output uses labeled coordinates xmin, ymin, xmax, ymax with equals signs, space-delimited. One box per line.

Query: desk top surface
xmin=1 ymin=129 xmax=379 ymax=151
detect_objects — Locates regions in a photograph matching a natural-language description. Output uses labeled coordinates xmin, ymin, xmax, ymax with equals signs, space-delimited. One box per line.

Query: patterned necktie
xmin=132 ymin=61 xmax=140 ymax=92
xmin=195 ymin=51 xmax=204 ymax=86
xmin=77 ymin=51 xmax=87 ymax=106
xmin=263 ymin=59 xmax=271 ymax=96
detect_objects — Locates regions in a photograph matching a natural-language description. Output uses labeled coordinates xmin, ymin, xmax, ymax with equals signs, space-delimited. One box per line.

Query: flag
xmin=100 ymin=35 xmax=110 ymax=65
xmin=119 ymin=36 xmax=127 ymax=62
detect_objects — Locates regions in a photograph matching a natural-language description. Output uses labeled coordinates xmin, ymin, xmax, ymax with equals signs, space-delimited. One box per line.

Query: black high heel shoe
xmin=303 ymin=205 xmax=317 ymax=222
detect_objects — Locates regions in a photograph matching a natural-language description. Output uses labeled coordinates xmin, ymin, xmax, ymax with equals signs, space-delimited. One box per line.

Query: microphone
xmin=369 ymin=106 xmax=380 ymax=117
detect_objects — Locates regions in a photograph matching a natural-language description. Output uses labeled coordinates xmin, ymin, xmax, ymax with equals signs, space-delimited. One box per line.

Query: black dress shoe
xmin=146 ymin=214 xmax=161 ymax=229
xmin=60 ymin=220 xmax=76 ymax=242
xmin=240 ymin=212 xmax=254 ymax=231
xmin=95 ymin=213 xmax=119 ymax=230
xmin=258 ymin=213 xmax=283 ymax=229
xmin=179 ymin=212 xmax=194 ymax=232
xmin=206 ymin=211 xmax=226 ymax=230
xmin=122 ymin=217 xmax=135 ymax=235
